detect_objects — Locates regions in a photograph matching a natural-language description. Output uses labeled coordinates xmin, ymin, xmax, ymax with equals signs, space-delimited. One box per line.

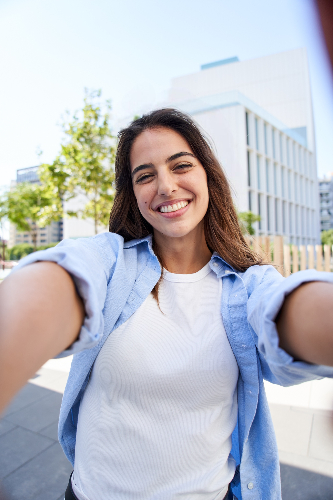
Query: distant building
xmin=167 ymin=48 xmax=320 ymax=245
xmin=8 ymin=166 xmax=63 ymax=248
xmin=319 ymin=175 xmax=333 ymax=232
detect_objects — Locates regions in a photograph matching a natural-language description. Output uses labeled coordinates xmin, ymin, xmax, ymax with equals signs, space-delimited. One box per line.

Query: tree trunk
xmin=31 ymin=223 xmax=37 ymax=252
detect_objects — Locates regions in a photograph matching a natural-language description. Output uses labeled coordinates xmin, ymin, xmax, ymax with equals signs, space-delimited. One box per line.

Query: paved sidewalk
xmin=0 ymin=358 xmax=333 ymax=500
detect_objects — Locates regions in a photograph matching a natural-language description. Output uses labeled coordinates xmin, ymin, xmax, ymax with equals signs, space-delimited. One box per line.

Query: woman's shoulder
xmin=239 ymin=263 xmax=284 ymax=296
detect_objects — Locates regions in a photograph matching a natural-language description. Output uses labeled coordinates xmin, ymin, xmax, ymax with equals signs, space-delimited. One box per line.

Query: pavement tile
xmin=308 ymin=412 xmax=333 ymax=463
xmin=269 ymin=403 xmax=313 ymax=456
xmin=265 ymin=380 xmax=312 ymax=408
xmin=279 ymin=451 xmax=333 ymax=478
xmin=280 ymin=463 xmax=333 ymax=500
xmin=39 ymin=420 xmax=59 ymax=441
xmin=1 ymin=442 xmax=72 ymax=500
xmin=0 ymin=420 xmax=16 ymax=438
xmin=4 ymin=391 xmax=62 ymax=433
xmin=29 ymin=371 xmax=69 ymax=394
xmin=3 ymin=383 xmax=51 ymax=417
xmin=0 ymin=427 xmax=54 ymax=480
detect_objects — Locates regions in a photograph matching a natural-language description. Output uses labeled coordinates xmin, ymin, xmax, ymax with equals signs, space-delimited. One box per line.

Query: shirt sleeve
xmin=247 ymin=266 xmax=333 ymax=386
xmin=12 ymin=233 xmax=122 ymax=357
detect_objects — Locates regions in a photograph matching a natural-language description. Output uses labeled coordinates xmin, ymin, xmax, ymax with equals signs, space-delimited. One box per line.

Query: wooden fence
xmin=245 ymin=235 xmax=333 ymax=277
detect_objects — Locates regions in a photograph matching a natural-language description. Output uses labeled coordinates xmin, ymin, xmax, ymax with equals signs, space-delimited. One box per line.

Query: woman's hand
xmin=0 ymin=262 xmax=84 ymax=414
xmin=276 ymin=281 xmax=333 ymax=366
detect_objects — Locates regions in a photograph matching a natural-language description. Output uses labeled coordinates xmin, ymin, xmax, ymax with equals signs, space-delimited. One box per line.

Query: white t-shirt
xmin=72 ymin=263 xmax=239 ymax=500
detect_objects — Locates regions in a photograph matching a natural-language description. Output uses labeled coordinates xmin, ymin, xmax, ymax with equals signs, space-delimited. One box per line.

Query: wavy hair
xmin=109 ymin=108 xmax=263 ymax=287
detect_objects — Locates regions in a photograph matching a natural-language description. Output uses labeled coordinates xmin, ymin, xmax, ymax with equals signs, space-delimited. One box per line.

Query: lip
xmin=154 ymin=198 xmax=192 ymax=211
xmin=155 ymin=200 xmax=192 ymax=219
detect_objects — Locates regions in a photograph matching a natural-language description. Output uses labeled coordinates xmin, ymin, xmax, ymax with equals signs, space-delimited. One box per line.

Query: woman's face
xmin=130 ymin=127 xmax=209 ymax=242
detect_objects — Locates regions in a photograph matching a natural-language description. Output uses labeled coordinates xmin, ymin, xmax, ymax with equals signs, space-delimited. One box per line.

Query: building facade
xmin=8 ymin=166 xmax=63 ymax=248
xmin=167 ymin=48 xmax=320 ymax=245
xmin=319 ymin=175 xmax=333 ymax=232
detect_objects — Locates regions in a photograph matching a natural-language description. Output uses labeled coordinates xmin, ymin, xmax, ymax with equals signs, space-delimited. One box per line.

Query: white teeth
xmin=159 ymin=201 xmax=189 ymax=213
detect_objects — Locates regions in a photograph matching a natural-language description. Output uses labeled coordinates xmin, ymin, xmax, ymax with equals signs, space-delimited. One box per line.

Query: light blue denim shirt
xmin=16 ymin=233 xmax=333 ymax=500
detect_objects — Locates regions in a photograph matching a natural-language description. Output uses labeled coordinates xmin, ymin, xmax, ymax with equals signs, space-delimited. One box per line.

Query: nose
xmin=157 ymin=169 xmax=177 ymax=196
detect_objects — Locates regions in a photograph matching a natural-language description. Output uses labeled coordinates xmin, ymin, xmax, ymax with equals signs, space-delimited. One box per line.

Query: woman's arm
xmin=0 ymin=262 xmax=84 ymax=414
xmin=276 ymin=281 xmax=333 ymax=367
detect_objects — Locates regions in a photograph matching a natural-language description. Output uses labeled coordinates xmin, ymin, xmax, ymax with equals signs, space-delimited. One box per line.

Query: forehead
xmin=130 ymin=127 xmax=193 ymax=170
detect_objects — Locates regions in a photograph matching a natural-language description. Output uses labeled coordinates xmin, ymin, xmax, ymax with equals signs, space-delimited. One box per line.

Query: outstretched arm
xmin=276 ymin=281 xmax=333 ymax=367
xmin=0 ymin=262 xmax=84 ymax=414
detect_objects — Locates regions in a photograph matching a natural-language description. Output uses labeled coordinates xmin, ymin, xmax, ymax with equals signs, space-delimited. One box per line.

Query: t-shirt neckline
xmin=162 ymin=263 xmax=212 ymax=283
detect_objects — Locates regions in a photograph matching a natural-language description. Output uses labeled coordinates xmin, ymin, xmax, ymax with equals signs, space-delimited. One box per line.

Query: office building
xmin=167 ymin=49 xmax=320 ymax=244
xmin=319 ymin=175 xmax=333 ymax=232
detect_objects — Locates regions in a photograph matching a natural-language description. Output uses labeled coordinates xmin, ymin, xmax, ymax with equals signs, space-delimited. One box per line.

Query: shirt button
xmin=213 ymin=262 xmax=218 ymax=267
xmin=247 ymin=482 xmax=254 ymax=490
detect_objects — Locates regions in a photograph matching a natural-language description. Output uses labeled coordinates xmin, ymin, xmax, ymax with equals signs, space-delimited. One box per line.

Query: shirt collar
xmin=209 ymin=252 xmax=236 ymax=277
xmin=123 ymin=234 xmax=155 ymax=257
xmin=124 ymin=236 xmax=236 ymax=277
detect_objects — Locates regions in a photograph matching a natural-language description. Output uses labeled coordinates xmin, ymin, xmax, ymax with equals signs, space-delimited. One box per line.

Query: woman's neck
xmin=153 ymin=226 xmax=212 ymax=274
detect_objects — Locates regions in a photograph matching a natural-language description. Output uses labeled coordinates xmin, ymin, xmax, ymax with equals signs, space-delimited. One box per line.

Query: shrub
xmin=321 ymin=229 xmax=333 ymax=247
xmin=9 ymin=243 xmax=34 ymax=260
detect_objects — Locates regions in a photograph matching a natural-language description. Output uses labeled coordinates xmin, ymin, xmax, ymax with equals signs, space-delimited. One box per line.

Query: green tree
xmin=321 ymin=229 xmax=333 ymax=246
xmin=238 ymin=211 xmax=261 ymax=236
xmin=40 ymin=89 xmax=116 ymax=234
xmin=5 ymin=182 xmax=55 ymax=251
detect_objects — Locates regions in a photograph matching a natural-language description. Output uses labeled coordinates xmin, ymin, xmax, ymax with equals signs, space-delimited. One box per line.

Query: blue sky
xmin=1 ymin=0 xmax=333 ymax=192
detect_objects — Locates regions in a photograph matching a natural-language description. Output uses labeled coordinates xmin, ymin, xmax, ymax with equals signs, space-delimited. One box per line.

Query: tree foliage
xmin=5 ymin=182 xmax=55 ymax=250
xmin=40 ymin=89 xmax=116 ymax=234
xmin=321 ymin=229 xmax=333 ymax=246
xmin=238 ymin=211 xmax=261 ymax=236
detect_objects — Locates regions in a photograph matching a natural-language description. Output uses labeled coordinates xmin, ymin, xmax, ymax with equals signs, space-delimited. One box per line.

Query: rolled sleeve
xmin=248 ymin=268 xmax=333 ymax=385
xmin=13 ymin=235 xmax=118 ymax=356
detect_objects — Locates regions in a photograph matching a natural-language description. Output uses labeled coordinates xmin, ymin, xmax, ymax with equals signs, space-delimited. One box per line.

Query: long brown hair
xmin=109 ymin=108 xmax=263 ymax=277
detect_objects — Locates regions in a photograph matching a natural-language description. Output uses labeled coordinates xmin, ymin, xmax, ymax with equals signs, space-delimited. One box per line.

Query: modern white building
xmin=167 ymin=49 xmax=320 ymax=245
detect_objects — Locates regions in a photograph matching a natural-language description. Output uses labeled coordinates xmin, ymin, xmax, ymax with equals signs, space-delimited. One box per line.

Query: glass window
xmin=286 ymin=139 xmax=290 ymax=167
xmin=288 ymin=170 xmax=292 ymax=200
xmin=258 ymin=193 xmax=262 ymax=230
xmin=257 ymin=155 xmax=261 ymax=190
xmin=305 ymin=179 xmax=308 ymax=204
xmin=247 ymin=151 xmax=251 ymax=187
xmin=298 ymin=147 xmax=302 ymax=174
xmin=274 ymin=164 xmax=278 ymax=196
xmin=293 ymin=143 xmax=297 ymax=171
xmin=294 ymin=173 xmax=298 ymax=202
xmin=281 ymin=168 xmax=285 ymax=198
xmin=283 ymin=201 xmax=287 ymax=234
xmin=248 ymin=190 xmax=252 ymax=211
xmin=289 ymin=203 xmax=293 ymax=234
xmin=279 ymin=134 xmax=283 ymax=164
xmin=272 ymin=129 xmax=276 ymax=159
xmin=295 ymin=206 xmax=299 ymax=235
xmin=301 ymin=207 xmax=305 ymax=237
xmin=245 ymin=112 xmax=250 ymax=146
xmin=267 ymin=197 xmax=271 ymax=231
xmin=264 ymin=124 xmax=268 ymax=155
xmin=255 ymin=118 xmax=259 ymax=150
xmin=265 ymin=159 xmax=269 ymax=192
xmin=275 ymin=199 xmax=279 ymax=233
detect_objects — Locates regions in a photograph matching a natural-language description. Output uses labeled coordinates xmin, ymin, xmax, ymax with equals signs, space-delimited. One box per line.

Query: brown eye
xmin=135 ymin=173 xmax=154 ymax=184
xmin=174 ymin=163 xmax=192 ymax=171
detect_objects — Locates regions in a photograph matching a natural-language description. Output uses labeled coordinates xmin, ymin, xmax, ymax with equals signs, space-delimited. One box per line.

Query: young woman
xmin=0 ymin=109 xmax=333 ymax=500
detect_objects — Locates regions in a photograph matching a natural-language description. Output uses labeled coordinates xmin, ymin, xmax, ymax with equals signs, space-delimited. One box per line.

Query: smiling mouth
xmin=158 ymin=200 xmax=190 ymax=213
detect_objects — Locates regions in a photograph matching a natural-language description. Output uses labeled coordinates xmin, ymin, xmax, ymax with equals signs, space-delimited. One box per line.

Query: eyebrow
xmin=131 ymin=151 xmax=196 ymax=178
